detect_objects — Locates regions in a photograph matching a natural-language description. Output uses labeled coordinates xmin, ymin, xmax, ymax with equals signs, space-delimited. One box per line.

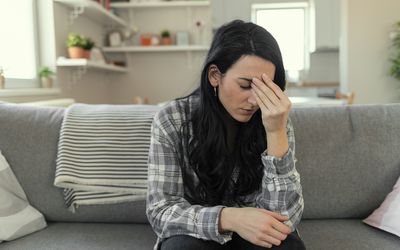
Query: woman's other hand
xmin=219 ymin=207 xmax=292 ymax=248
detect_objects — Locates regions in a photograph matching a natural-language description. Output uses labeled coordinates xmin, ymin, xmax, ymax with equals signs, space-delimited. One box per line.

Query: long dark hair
xmin=179 ymin=20 xmax=286 ymax=206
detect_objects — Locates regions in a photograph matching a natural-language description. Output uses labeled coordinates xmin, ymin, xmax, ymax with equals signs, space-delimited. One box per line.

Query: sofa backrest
xmin=1 ymin=103 xmax=399 ymax=222
xmin=292 ymin=104 xmax=400 ymax=219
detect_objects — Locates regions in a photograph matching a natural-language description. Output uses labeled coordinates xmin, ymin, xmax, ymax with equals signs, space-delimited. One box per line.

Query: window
xmin=251 ymin=3 xmax=309 ymax=73
xmin=0 ymin=0 xmax=39 ymax=88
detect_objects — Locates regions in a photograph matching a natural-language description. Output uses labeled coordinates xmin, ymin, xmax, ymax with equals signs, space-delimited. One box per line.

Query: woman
xmin=146 ymin=20 xmax=305 ymax=250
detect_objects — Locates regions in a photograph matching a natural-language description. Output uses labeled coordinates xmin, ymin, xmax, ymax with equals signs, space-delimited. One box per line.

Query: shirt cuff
xmin=197 ymin=205 xmax=232 ymax=244
xmin=261 ymin=147 xmax=295 ymax=175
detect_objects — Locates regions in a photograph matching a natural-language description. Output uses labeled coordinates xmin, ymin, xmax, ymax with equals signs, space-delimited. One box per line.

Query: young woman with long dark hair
xmin=146 ymin=20 xmax=305 ymax=250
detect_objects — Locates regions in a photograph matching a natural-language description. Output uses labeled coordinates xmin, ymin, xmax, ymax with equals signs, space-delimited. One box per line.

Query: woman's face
xmin=209 ymin=55 xmax=276 ymax=123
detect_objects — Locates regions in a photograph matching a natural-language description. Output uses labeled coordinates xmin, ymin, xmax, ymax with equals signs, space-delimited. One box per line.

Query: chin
xmin=233 ymin=114 xmax=253 ymax=123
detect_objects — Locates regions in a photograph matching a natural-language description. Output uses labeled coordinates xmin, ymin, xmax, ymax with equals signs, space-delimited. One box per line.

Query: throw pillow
xmin=363 ymin=175 xmax=400 ymax=237
xmin=0 ymin=150 xmax=47 ymax=242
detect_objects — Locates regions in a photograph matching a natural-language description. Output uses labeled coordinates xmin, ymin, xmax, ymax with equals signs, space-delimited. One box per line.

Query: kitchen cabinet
xmin=310 ymin=0 xmax=340 ymax=52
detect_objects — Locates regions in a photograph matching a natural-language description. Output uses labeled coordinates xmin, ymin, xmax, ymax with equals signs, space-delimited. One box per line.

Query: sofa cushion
xmin=0 ymin=223 xmax=157 ymax=250
xmin=291 ymin=105 xmax=400 ymax=219
xmin=298 ymin=219 xmax=400 ymax=250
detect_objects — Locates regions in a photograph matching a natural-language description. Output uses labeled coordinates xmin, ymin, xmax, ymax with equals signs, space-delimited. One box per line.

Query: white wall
xmin=48 ymin=2 xmax=211 ymax=104
xmin=52 ymin=3 xmax=115 ymax=104
xmin=340 ymin=0 xmax=400 ymax=104
xmin=107 ymin=6 xmax=211 ymax=104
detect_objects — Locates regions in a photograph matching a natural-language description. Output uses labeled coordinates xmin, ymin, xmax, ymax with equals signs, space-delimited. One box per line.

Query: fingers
xmin=254 ymin=74 xmax=292 ymax=109
xmin=254 ymin=239 xmax=273 ymax=248
xmin=260 ymin=209 xmax=289 ymax=221
xmin=252 ymin=88 xmax=273 ymax=114
xmin=272 ymin=220 xmax=292 ymax=235
xmin=261 ymin=73 xmax=286 ymax=100
xmin=255 ymin=226 xmax=286 ymax=248
xmin=259 ymin=209 xmax=292 ymax=236
xmin=266 ymin=226 xmax=288 ymax=242
xmin=252 ymin=77 xmax=280 ymax=107
xmin=255 ymin=234 xmax=280 ymax=248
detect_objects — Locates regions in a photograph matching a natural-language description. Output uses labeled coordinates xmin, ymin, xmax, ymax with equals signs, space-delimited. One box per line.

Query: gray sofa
xmin=0 ymin=103 xmax=399 ymax=250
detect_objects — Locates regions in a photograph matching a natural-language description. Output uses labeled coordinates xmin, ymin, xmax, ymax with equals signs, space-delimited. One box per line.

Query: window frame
xmin=251 ymin=2 xmax=310 ymax=73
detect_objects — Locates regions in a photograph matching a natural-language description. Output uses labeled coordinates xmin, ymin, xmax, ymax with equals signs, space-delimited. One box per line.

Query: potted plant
xmin=67 ymin=33 xmax=85 ymax=59
xmin=82 ymin=36 xmax=95 ymax=59
xmin=160 ymin=30 xmax=172 ymax=45
xmin=390 ymin=21 xmax=400 ymax=81
xmin=38 ymin=66 xmax=55 ymax=88
xmin=66 ymin=33 xmax=95 ymax=59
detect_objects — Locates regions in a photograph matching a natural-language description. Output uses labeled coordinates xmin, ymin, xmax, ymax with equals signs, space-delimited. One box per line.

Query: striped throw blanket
xmin=54 ymin=103 xmax=160 ymax=212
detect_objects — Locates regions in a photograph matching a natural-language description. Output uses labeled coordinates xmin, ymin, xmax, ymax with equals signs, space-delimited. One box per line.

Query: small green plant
xmin=66 ymin=33 xmax=85 ymax=48
xmin=389 ymin=21 xmax=400 ymax=81
xmin=82 ymin=37 xmax=95 ymax=50
xmin=66 ymin=33 xmax=95 ymax=50
xmin=160 ymin=30 xmax=170 ymax=38
xmin=38 ymin=66 xmax=54 ymax=78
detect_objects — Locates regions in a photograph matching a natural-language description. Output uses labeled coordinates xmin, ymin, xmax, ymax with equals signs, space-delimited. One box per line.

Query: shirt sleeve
xmin=146 ymin=110 xmax=232 ymax=244
xmin=255 ymin=117 xmax=304 ymax=231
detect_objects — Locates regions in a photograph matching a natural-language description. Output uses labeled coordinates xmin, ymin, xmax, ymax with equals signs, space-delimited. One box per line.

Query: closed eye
xmin=240 ymin=85 xmax=252 ymax=90
xmin=237 ymin=77 xmax=253 ymax=90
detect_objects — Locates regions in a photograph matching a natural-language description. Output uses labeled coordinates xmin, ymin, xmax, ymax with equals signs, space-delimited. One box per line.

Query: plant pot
xmin=41 ymin=77 xmax=53 ymax=88
xmin=140 ymin=35 xmax=152 ymax=46
xmin=0 ymin=75 xmax=4 ymax=89
xmin=161 ymin=37 xmax=173 ymax=45
xmin=68 ymin=47 xmax=86 ymax=59
xmin=83 ymin=50 xmax=91 ymax=59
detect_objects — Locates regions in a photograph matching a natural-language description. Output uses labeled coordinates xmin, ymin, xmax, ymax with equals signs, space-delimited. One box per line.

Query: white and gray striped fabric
xmin=54 ymin=103 xmax=160 ymax=212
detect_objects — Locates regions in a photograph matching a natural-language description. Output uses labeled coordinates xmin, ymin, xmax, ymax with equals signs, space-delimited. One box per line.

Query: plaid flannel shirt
xmin=146 ymin=96 xmax=304 ymax=250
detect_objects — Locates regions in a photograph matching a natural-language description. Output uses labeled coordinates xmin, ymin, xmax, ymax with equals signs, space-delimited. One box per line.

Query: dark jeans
xmin=160 ymin=231 xmax=306 ymax=250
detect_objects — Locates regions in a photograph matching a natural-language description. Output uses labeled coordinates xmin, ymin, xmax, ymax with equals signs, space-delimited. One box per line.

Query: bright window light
xmin=252 ymin=3 xmax=308 ymax=71
xmin=0 ymin=0 xmax=37 ymax=80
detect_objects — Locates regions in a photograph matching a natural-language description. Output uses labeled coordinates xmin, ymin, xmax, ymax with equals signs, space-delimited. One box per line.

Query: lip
xmin=240 ymin=108 xmax=256 ymax=115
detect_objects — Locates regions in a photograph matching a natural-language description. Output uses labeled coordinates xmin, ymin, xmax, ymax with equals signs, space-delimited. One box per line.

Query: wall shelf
xmin=56 ymin=57 xmax=127 ymax=84
xmin=103 ymin=45 xmax=209 ymax=53
xmin=111 ymin=1 xmax=210 ymax=8
xmin=54 ymin=0 xmax=127 ymax=27
xmin=0 ymin=88 xmax=61 ymax=98
xmin=56 ymin=57 xmax=128 ymax=72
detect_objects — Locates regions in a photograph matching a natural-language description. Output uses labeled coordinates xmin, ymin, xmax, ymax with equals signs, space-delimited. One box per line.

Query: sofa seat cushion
xmin=0 ymin=223 xmax=157 ymax=250
xmin=298 ymin=219 xmax=400 ymax=250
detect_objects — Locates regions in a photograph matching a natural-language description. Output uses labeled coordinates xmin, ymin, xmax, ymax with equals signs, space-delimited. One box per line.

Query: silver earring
xmin=214 ymin=87 xmax=217 ymax=97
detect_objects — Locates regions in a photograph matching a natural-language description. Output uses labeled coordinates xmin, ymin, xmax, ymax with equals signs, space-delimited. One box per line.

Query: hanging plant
xmin=389 ymin=21 xmax=400 ymax=80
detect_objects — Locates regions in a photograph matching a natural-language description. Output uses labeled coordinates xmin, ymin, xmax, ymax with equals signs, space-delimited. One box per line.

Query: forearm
xmin=219 ymin=207 xmax=236 ymax=233
xmin=256 ymin=151 xmax=303 ymax=231
xmin=147 ymin=199 xmax=230 ymax=242
xmin=257 ymin=118 xmax=304 ymax=230
xmin=266 ymin=128 xmax=289 ymax=158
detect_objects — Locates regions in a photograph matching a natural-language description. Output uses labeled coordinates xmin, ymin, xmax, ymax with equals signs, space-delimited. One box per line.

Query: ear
xmin=208 ymin=64 xmax=222 ymax=88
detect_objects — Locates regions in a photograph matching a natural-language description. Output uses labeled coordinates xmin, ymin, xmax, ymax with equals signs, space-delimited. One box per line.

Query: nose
xmin=248 ymin=92 xmax=258 ymax=108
